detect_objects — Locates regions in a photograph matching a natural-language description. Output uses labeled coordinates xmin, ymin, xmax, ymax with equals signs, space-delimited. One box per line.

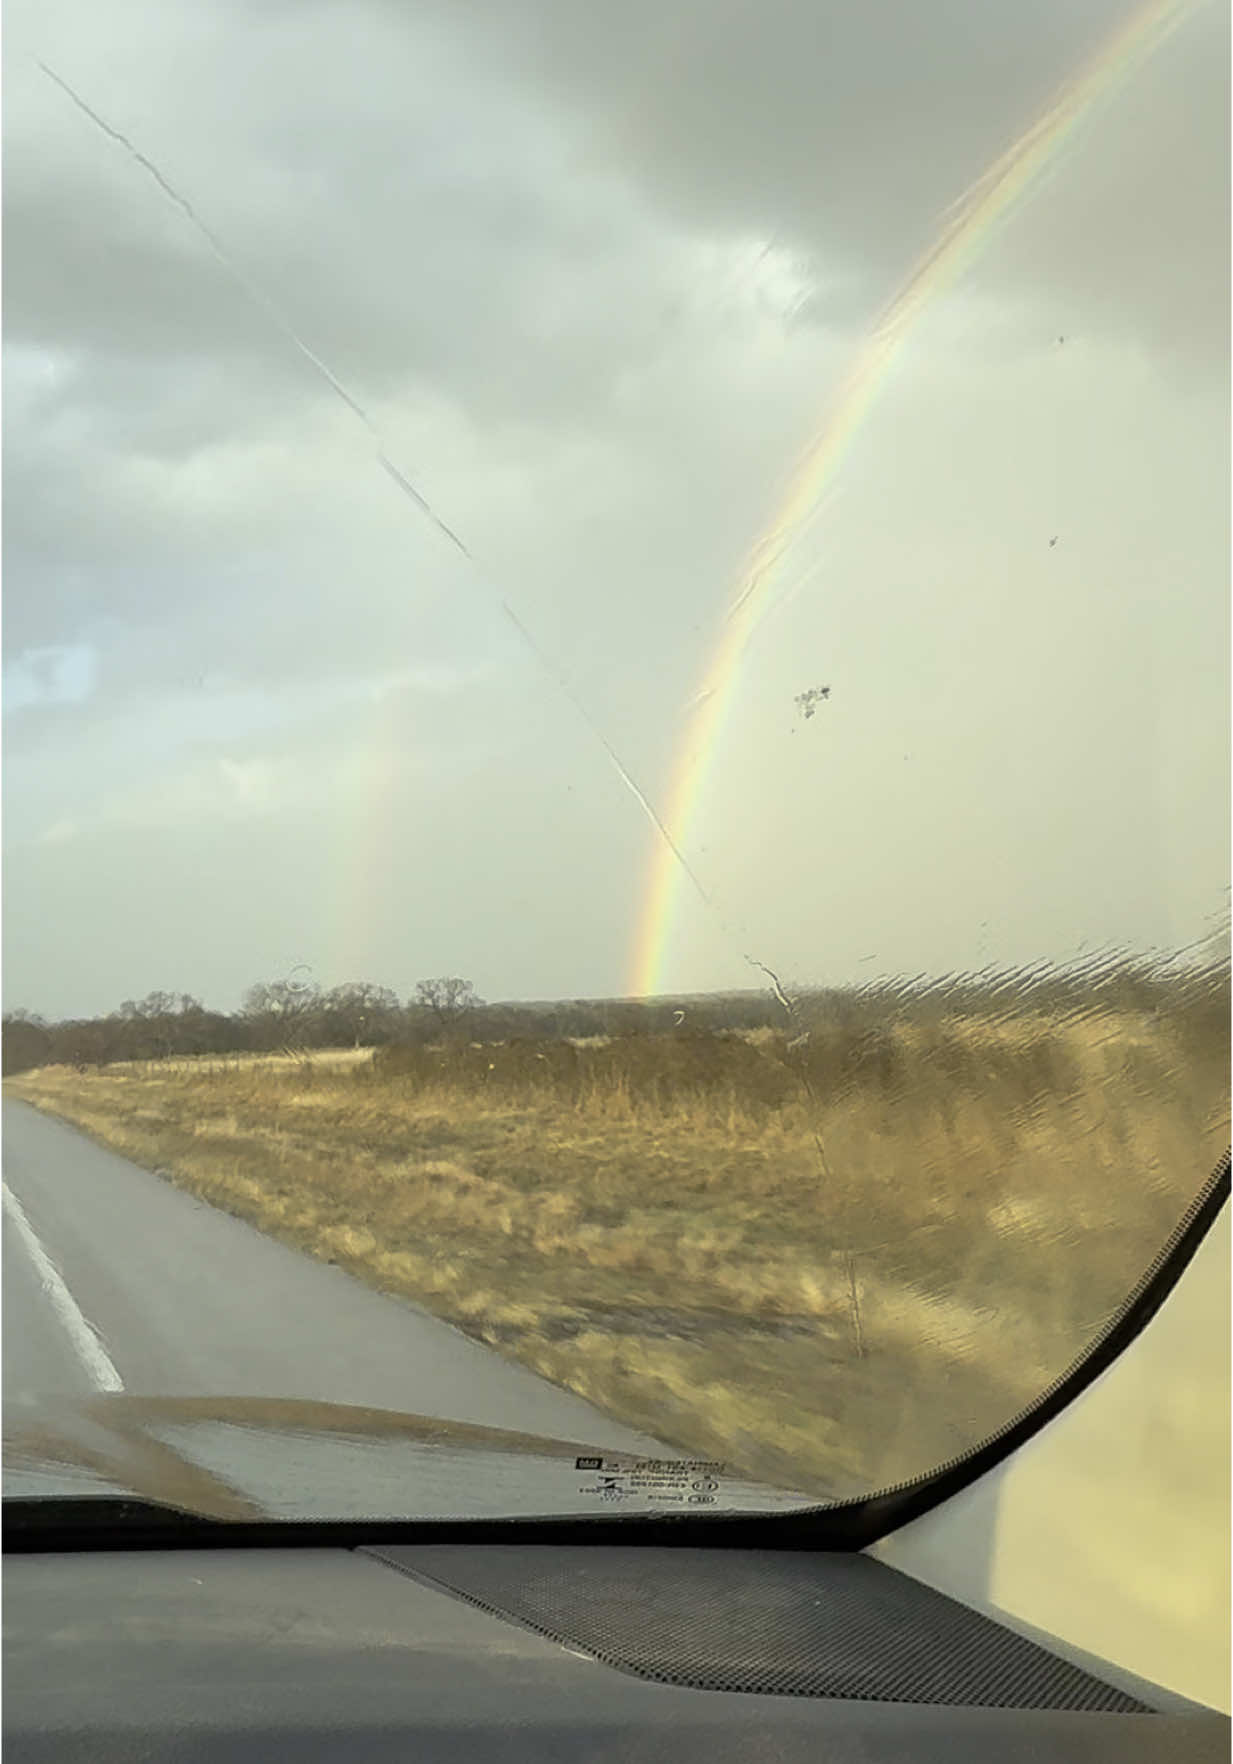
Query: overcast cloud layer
xmin=3 ymin=0 xmax=1228 ymax=1017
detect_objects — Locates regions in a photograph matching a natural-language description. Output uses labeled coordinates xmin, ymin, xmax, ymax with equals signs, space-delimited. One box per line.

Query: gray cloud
xmin=386 ymin=0 xmax=1227 ymax=345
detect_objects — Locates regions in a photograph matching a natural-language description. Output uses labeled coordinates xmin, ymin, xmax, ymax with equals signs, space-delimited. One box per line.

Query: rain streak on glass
xmin=2 ymin=0 xmax=1228 ymax=1506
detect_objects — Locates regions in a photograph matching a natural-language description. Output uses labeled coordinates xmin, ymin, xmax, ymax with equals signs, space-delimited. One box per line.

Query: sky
xmin=3 ymin=0 xmax=1228 ymax=1019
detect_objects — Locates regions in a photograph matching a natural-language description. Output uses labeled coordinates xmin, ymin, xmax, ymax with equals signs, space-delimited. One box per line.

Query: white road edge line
xmin=2 ymin=1180 xmax=124 ymax=1392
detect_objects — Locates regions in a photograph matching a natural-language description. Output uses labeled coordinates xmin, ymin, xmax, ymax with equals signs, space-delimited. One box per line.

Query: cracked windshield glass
xmin=3 ymin=0 xmax=1229 ymax=1518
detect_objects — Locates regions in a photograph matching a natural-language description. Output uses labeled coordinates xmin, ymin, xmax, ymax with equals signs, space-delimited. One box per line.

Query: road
xmin=2 ymin=1099 xmax=664 ymax=1451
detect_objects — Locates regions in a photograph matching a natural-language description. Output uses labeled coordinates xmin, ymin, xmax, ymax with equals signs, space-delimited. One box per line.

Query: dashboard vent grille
xmin=364 ymin=1544 xmax=1150 ymax=1710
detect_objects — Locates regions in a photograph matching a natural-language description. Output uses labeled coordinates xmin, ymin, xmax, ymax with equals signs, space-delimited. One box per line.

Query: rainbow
xmin=627 ymin=0 xmax=1199 ymax=1000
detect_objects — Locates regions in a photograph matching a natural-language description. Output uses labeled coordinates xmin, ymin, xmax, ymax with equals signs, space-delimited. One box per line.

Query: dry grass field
xmin=8 ymin=982 xmax=1228 ymax=1496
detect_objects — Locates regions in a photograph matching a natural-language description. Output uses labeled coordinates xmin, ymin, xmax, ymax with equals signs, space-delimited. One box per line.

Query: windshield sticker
xmin=575 ymin=1456 xmax=725 ymax=1505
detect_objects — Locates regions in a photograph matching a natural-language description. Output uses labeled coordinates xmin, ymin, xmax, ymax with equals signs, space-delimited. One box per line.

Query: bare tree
xmin=2 ymin=1011 xmax=52 ymax=1076
xmin=242 ymin=976 xmax=322 ymax=1056
xmin=323 ymin=982 xmax=401 ymax=1048
xmin=115 ymin=991 xmax=208 ymax=1060
xmin=413 ymin=977 xmax=482 ymax=1036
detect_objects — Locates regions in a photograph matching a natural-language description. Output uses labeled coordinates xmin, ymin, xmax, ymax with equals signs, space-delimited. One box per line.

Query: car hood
xmin=2 ymin=1394 xmax=818 ymax=1524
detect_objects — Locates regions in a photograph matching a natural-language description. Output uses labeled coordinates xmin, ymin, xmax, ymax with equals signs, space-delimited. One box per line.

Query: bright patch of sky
xmin=4 ymin=645 xmax=97 ymax=714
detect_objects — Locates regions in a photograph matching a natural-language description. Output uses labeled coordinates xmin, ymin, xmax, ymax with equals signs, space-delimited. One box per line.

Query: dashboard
xmin=5 ymin=1539 xmax=1226 ymax=1762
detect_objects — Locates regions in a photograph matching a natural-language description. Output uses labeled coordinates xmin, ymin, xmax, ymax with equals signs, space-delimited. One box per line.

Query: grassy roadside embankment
xmin=8 ymin=995 xmax=1227 ymax=1496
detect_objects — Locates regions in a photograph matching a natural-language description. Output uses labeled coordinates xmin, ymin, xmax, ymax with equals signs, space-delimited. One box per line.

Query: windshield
xmin=3 ymin=0 xmax=1228 ymax=1520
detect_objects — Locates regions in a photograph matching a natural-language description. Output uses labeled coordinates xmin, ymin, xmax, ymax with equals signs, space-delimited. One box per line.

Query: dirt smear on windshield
xmin=8 ymin=989 xmax=1226 ymax=1496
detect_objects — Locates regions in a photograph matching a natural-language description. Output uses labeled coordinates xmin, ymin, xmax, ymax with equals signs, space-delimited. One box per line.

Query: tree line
xmin=0 ymin=976 xmax=785 ymax=1077
xmin=5 ymin=950 xmax=1221 ymax=1079
xmin=2 ymin=979 xmax=462 ymax=1076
